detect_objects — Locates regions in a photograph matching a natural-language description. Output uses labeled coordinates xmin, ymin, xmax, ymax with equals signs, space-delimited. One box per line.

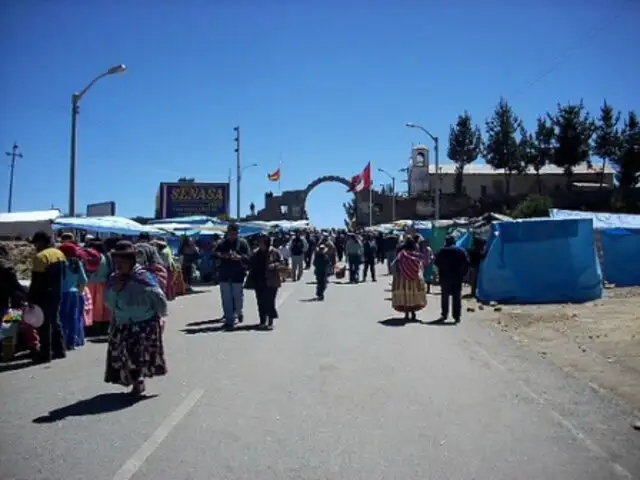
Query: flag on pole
xmin=267 ymin=168 xmax=281 ymax=182
xmin=348 ymin=162 xmax=372 ymax=193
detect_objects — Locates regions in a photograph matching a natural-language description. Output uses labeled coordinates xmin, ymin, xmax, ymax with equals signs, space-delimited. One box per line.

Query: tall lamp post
xmin=377 ymin=168 xmax=396 ymax=221
xmin=68 ymin=64 xmax=127 ymax=216
xmin=405 ymin=122 xmax=440 ymax=220
xmin=235 ymin=161 xmax=258 ymax=219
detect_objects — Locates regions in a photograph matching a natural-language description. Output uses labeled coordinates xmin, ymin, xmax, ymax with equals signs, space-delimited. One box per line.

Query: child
xmin=313 ymin=245 xmax=330 ymax=300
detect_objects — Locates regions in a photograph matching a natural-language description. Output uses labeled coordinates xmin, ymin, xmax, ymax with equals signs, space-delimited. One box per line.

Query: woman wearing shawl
xmin=152 ymin=239 xmax=176 ymax=300
xmin=85 ymin=240 xmax=112 ymax=325
xmin=58 ymin=242 xmax=88 ymax=349
xmin=391 ymin=237 xmax=427 ymax=321
xmin=105 ymin=241 xmax=168 ymax=395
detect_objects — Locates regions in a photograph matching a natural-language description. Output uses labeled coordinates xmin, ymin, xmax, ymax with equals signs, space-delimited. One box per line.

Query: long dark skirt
xmin=105 ymin=317 xmax=167 ymax=387
xmin=255 ymin=285 xmax=278 ymax=324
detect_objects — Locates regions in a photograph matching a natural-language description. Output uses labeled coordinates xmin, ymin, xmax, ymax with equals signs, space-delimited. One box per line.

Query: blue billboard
xmin=159 ymin=182 xmax=229 ymax=219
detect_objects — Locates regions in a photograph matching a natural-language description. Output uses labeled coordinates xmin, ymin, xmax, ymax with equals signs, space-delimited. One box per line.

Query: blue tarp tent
xmin=599 ymin=229 xmax=640 ymax=286
xmin=549 ymin=209 xmax=640 ymax=287
xmin=53 ymin=216 xmax=163 ymax=236
xmin=477 ymin=218 xmax=603 ymax=304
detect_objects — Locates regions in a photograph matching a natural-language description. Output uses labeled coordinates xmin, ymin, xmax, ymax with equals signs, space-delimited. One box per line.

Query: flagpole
xmin=278 ymin=152 xmax=282 ymax=194
xmin=369 ymin=161 xmax=373 ymax=227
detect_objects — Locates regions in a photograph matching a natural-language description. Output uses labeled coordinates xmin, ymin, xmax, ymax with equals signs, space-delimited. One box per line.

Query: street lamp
xmin=68 ymin=64 xmax=127 ymax=216
xmin=405 ymin=122 xmax=440 ymax=220
xmin=237 ymin=162 xmax=258 ymax=219
xmin=377 ymin=168 xmax=396 ymax=221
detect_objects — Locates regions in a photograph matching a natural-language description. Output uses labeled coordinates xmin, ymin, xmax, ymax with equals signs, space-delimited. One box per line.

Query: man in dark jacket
xmin=362 ymin=234 xmax=377 ymax=282
xmin=434 ymin=236 xmax=470 ymax=324
xmin=214 ymin=223 xmax=251 ymax=328
xmin=28 ymin=230 xmax=67 ymax=362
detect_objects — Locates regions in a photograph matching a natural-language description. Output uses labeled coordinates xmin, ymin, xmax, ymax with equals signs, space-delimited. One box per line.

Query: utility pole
xmin=5 ymin=143 xmax=23 ymax=213
xmin=234 ymin=126 xmax=241 ymax=220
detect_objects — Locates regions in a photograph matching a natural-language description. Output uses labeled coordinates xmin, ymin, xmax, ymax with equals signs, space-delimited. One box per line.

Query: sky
xmin=1 ymin=0 xmax=638 ymax=227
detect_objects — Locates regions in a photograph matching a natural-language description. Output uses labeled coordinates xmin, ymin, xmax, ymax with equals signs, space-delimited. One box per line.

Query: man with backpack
xmin=288 ymin=231 xmax=307 ymax=282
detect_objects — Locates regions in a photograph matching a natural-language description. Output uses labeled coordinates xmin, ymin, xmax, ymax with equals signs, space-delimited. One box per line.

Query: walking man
xmin=214 ymin=223 xmax=251 ymax=328
xmin=289 ymin=231 xmax=307 ymax=282
xmin=434 ymin=235 xmax=469 ymax=324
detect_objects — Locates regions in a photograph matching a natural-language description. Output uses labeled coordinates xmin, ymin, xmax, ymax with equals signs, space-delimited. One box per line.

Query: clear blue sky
xmin=1 ymin=1 xmax=638 ymax=227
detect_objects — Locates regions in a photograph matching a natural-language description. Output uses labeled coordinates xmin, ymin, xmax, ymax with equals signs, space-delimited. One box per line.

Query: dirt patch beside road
xmin=473 ymin=287 xmax=640 ymax=414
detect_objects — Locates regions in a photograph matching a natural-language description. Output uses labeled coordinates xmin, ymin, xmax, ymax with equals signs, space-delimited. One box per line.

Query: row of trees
xmin=447 ymin=99 xmax=640 ymax=206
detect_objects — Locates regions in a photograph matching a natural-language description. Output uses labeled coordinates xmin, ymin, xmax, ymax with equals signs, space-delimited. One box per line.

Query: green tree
xmin=484 ymin=98 xmax=525 ymax=195
xmin=611 ymin=110 xmax=640 ymax=209
xmin=548 ymin=101 xmax=595 ymax=190
xmin=524 ymin=118 xmax=555 ymax=194
xmin=343 ymin=198 xmax=357 ymax=228
xmin=593 ymin=101 xmax=622 ymax=189
xmin=447 ymin=111 xmax=483 ymax=195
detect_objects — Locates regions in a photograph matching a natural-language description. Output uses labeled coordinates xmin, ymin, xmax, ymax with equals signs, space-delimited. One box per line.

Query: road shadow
xmin=32 ymin=392 xmax=158 ymax=423
xmin=305 ymin=281 xmax=317 ymax=285
xmin=186 ymin=317 xmax=224 ymax=327
xmin=0 ymin=356 xmax=35 ymax=373
xmin=181 ymin=324 xmax=263 ymax=334
xmin=378 ymin=317 xmax=422 ymax=327
xmin=384 ymin=297 xmax=392 ymax=301
xmin=299 ymin=297 xmax=319 ymax=302
xmin=87 ymin=336 xmax=109 ymax=344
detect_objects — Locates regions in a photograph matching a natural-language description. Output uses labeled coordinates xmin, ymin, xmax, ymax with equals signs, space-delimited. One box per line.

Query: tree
xmin=548 ymin=101 xmax=595 ymax=190
xmin=524 ymin=118 xmax=555 ymax=194
xmin=593 ymin=101 xmax=622 ymax=189
xmin=447 ymin=111 xmax=483 ymax=195
xmin=512 ymin=194 xmax=554 ymax=218
xmin=343 ymin=198 xmax=357 ymax=228
xmin=484 ymin=98 xmax=525 ymax=195
xmin=611 ymin=110 xmax=640 ymax=208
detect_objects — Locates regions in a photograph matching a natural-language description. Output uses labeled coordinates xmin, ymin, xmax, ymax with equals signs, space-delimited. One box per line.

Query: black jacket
xmin=214 ymin=238 xmax=251 ymax=283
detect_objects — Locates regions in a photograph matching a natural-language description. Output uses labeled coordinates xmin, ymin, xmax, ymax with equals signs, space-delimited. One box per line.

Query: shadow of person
xmin=0 ymin=357 xmax=35 ymax=374
xmin=299 ymin=298 xmax=318 ymax=302
xmin=32 ymin=392 xmax=158 ymax=424
xmin=181 ymin=324 xmax=262 ymax=334
xmin=378 ymin=317 xmax=408 ymax=327
xmin=186 ymin=317 xmax=225 ymax=327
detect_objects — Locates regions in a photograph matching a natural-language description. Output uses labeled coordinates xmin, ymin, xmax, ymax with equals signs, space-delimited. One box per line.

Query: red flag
xmin=348 ymin=162 xmax=372 ymax=193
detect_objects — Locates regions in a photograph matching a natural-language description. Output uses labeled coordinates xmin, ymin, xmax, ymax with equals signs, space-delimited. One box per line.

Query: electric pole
xmin=234 ymin=126 xmax=241 ymax=220
xmin=5 ymin=143 xmax=23 ymax=213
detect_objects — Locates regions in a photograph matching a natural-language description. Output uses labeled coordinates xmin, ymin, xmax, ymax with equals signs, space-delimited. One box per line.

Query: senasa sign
xmin=159 ymin=182 xmax=229 ymax=219
xmin=86 ymin=201 xmax=116 ymax=217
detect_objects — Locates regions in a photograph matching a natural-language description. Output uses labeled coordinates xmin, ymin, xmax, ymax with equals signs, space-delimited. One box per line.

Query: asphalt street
xmin=1 ymin=269 xmax=640 ymax=480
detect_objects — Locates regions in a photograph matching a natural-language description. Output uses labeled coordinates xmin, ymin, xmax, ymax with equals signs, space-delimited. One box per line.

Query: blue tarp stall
xmin=455 ymin=231 xmax=473 ymax=249
xmin=549 ymin=209 xmax=640 ymax=287
xmin=53 ymin=216 xmax=164 ymax=236
xmin=599 ymin=229 xmax=640 ymax=286
xmin=150 ymin=216 xmax=225 ymax=226
xmin=477 ymin=218 xmax=603 ymax=304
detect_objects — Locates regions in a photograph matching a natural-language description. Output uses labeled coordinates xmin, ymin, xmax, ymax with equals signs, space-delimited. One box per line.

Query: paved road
xmin=2 ymin=269 xmax=640 ymax=480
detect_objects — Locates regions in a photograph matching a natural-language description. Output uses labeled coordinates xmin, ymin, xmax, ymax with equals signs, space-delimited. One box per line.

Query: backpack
xmin=290 ymin=238 xmax=304 ymax=256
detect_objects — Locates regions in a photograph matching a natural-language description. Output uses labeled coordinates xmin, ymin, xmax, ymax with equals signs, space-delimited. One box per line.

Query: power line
xmin=511 ymin=2 xmax=633 ymax=99
xmin=5 ymin=142 xmax=23 ymax=213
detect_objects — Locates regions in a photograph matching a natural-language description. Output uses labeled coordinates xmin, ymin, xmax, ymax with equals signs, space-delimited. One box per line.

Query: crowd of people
xmin=0 ymin=222 xmax=486 ymax=395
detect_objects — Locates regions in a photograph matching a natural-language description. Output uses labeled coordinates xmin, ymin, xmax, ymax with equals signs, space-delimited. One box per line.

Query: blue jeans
xmin=220 ymin=281 xmax=244 ymax=324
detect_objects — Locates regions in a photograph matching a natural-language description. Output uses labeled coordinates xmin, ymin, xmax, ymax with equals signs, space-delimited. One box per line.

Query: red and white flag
xmin=348 ymin=162 xmax=372 ymax=192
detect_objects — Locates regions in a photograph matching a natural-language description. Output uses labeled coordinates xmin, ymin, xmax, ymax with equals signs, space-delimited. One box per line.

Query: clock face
xmin=415 ymin=152 xmax=425 ymax=166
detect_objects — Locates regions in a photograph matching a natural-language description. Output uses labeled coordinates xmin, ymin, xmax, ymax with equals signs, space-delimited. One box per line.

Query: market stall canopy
xmin=53 ymin=216 xmax=164 ymax=235
xmin=0 ymin=209 xmax=61 ymax=238
xmin=150 ymin=216 xmax=226 ymax=226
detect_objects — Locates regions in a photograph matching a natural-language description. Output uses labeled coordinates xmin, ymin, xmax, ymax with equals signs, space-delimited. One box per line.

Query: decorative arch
xmin=301 ymin=175 xmax=354 ymax=219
